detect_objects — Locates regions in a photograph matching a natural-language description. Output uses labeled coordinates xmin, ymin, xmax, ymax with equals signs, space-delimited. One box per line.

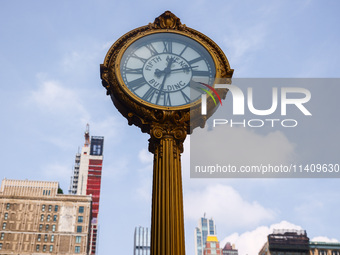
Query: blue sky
xmin=1 ymin=1 xmax=339 ymax=254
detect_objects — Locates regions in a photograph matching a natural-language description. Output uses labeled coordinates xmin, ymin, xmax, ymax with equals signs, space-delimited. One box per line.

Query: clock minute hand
xmin=169 ymin=65 xmax=199 ymax=72
xmin=156 ymin=57 xmax=174 ymax=105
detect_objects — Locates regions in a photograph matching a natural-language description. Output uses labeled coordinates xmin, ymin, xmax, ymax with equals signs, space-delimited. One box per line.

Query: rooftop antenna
xmin=84 ymin=124 xmax=90 ymax=147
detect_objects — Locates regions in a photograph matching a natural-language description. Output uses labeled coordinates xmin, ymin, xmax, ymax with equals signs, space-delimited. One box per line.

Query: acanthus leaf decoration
xmin=152 ymin=11 xmax=183 ymax=30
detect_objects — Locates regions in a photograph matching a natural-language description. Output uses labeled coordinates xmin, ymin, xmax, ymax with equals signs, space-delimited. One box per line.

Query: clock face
xmin=119 ymin=32 xmax=216 ymax=108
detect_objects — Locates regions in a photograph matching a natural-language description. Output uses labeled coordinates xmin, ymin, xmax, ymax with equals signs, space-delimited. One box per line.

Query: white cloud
xmin=93 ymin=115 xmax=125 ymax=144
xmin=62 ymin=51 xmax=83 ymax=71
xmin=221 ymin=221 xmax=303 ymax=255
xmin=61 ymin=49 xmax=96 ymax=74
xmin=41 ymin=163 xmax=71 ymax=182
xmin=30 ymin=77 xmax=90 ymax=123
xmin=101 ymin=41 xmax=115 ymax=51
xmin=311 ymin=236 xmax=339 ymax=243
xmin=138 ymin=148 xmax=153 ymax=164
xmin=225 ymin=24 xmax=266 ymax=60
xmin=222 ymin=23 xmax=267 ymax=77
xmin=102 ymin=157 xmax=130 ymax=180
xmin=184 ymin=184 xmax=275 ymax=230
xmin=294 ymin=200 xmax=324 ymax=220
xmin=135 ymin=149 xmax=153 ymax=201
xmin=31 ymin=79 xmax=73 ymax=108
xmin=60 ymin=40 xmax=113 ymax=75
xmin=135 ymin=176 xmax=152 ymax=201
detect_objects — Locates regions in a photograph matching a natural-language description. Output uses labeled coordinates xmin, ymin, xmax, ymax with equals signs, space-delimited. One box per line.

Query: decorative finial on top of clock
xmin=153 ymin=11 xmax=184 ymax=30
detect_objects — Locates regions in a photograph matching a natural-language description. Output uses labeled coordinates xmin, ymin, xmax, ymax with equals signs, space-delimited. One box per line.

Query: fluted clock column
xmin=148 ymin=123 xmax=187 ymax=255
xmin=100 ymin=11 xmax=233 ymax=255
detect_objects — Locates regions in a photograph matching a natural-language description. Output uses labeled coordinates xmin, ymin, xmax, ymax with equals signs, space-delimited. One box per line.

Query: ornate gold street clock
xmin=100 ymin=11 xmax=233 ymax=255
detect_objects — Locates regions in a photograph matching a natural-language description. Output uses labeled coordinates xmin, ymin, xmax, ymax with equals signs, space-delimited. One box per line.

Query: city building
xmin=259 ymin=229 xmax=310 ymax=255
xmin=203 ymin=235 xmax=222 ymax=255
xmin=309 ymin=241 xmax=340 ymax=255
xmin=0 ymin=179 xmax=92 ymax=254
xmin=222 ymin=242 xmax=238 ymax=255
xmin=134 ymin=226 xmax=150 ymax=255
xmin=69 ymin=124 xmax=104 ymax=255
xmin=195 ymin=214 xmax=217 ymax=255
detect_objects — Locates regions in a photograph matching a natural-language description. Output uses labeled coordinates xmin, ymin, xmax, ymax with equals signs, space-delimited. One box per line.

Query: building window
xmin=79 ymin=206 xmax=84 ymax=213
xmin=75 ymin=246 xmax=81 ymax=253
xmin=209 ymin=219 xmax=214 ymax=234
xmin=320 ymin=251 xmax=327 ymax=255
xmin=44 ymin=234 xmax=48 ymax=242
xmin=2 ymin=223 xmax=6 ymax=230
xmin=4 ymin=213 xmax=8 ymax=220
xmin=49 ymin=245 xmax=53 ymax=252
xmin=42 ymin=205 xmax=45 ymax=211
xmin=52 ymin=225 xmax=56 ymax=232
xmin=0 ymin=233 xmax=4 ymax=240
xmin=6 ymin=203 xmax=10 ymax=210
xmin=54 ymin=205 xmax=58 ymax=212
xmin=48 ymin=205 xmax=52 ymax=211
xmin=51 ymin=235 xmax=54 ymax=242
xmin=77 ymin=226 xmax=82 ymax=233
xmin=40 ymin=214 xmax=44 ymax=221
xmin=36 ymin=244 xmax=40 ymax=251
xmin=0 ymin=243 xmax=2 ymax=250
xmin=37 ymin=234 xmax=41 ymax=241
xmin=43 ymin=245 xmax=47 ymax=252
xmin=76 ymin=236 xmax=81 ymax=243
xmin=53 ymin=215 xmax=57 ymax=222
xmin=47 ymin=215 xmax=50 ymax=222
xmin=78 ymin=216 xmax=83 ymax=223
xmin=39 ymin=224 xmax=43 ymax=231
xmin=46 ymin=225 xmax=49 ymax=231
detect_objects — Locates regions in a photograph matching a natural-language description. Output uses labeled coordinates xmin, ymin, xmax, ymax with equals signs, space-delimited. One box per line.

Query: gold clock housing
xmin=100 ymin=11 xmax=233 ymax=134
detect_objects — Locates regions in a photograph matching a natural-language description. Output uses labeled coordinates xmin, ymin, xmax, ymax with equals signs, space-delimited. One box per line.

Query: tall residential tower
xmin=69 ymin=125 xmax=104 ymax=255
xmin=195 ymin=214 xmax=217 ymax=255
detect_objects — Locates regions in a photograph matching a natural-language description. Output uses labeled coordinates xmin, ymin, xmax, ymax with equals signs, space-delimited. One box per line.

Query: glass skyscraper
xmin=195 ymin=215 xmax=216 ymax=255
xmin=134 ymin=226 xmax=150 ymax=255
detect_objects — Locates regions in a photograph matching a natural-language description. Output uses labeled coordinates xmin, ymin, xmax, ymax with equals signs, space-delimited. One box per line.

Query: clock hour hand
xmin=155 ymin=68 xmax=165 ymax=78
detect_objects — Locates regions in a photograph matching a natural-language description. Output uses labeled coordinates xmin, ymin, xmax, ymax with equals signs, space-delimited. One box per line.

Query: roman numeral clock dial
xmin=119 ymin=33 xmax=216 ymax=108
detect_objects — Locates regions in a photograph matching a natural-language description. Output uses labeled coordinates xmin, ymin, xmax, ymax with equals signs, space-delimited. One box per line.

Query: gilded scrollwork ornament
xmin=152 ymin=10 xmax=184 ymax=30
